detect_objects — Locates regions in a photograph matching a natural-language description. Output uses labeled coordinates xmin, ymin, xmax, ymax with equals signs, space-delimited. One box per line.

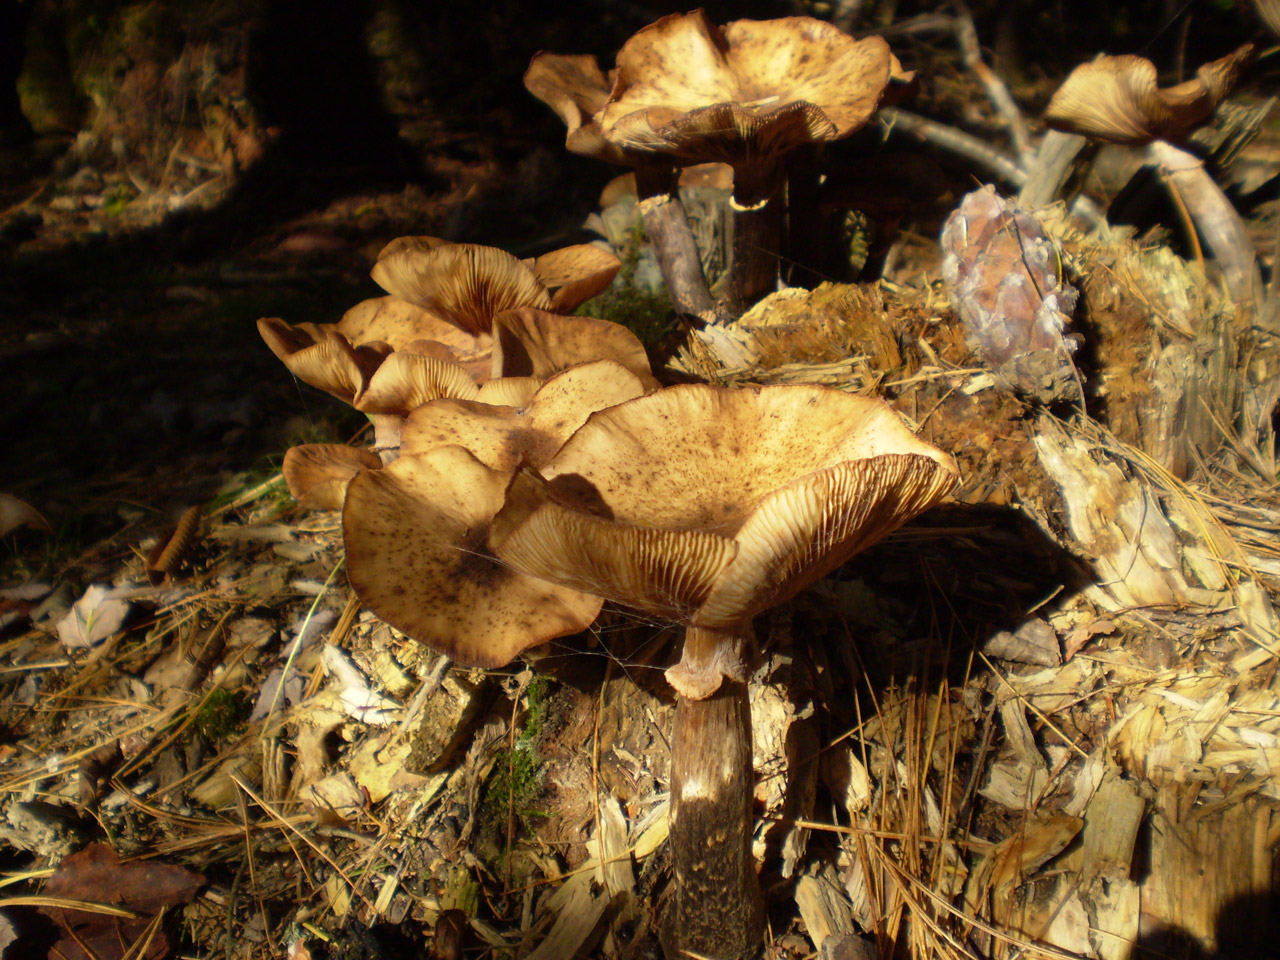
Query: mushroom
xmin=400 ymin=360 xmax=647 ymax=471
xmin=370 ymin=237 xmax=619 ymax=334
xmin=342 ymin=445 xmax=603 ymax=667
xmin=283 ymin=444 xmax=384 ymax=511
xmin=260 ymin=282 xmax=652 ymax=462
xmin=1043 ymin=44 xmax=1258 ymax=304
xmin=598 ymin=10 xmax=902 ymax=310
xmin=524 ymin=51 xmax=722 ymax=321
xmin=488 ymin=384 xmax=958 ymax=960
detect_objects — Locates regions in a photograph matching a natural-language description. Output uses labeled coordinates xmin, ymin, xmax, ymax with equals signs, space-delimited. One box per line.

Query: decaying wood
xmin=1032 ymin=417 xmax=1221 ymax=610
xmin=1140 ymin=788 xmax=1275 ymax=954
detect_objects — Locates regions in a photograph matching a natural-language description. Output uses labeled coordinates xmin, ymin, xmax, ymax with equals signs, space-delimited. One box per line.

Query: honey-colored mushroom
xmin=1044 ymin=45 xmax=1257 ymax=304
xmin=599 ymin=11 xmax=901 ymax=310
xmin=342 ymin=445 xmax=603 ymax=667
xmin=489 ymin=384 xmax=957 ymax=960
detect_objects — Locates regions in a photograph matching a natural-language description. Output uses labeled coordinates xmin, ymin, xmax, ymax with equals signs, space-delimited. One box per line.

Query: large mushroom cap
xmin=491 ymin=384 xmax=958 ymax=631
xmin=343 ymin=445 xmax=603 ymax=666
xmin=1044 ymin=44 xmax=1254 ymax=145
xmin=598 ymin=10 xmax=895 ymax=164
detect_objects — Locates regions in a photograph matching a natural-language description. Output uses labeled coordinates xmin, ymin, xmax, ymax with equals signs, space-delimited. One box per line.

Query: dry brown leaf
xmin=39 ymin=843 xmax=205 ymax=960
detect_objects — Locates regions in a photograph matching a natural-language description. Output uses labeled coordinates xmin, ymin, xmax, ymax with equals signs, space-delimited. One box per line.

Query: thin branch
xmin=879 ymin=107 xmax=1027 ymax=187
xmin=954 ymin=2 xmax=1033 ymax=161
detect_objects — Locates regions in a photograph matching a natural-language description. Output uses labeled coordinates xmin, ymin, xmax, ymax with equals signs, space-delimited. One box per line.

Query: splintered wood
xmin=678 ymin=217 xmax=1280 ymax=958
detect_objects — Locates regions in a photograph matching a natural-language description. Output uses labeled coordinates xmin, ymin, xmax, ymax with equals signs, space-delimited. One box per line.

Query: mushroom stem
xmin=667 ymin=675 xmax=764 ymax=960
xmin=368 ymin=414 xmax=404 ymax=465
xmin=1147 ymin=139 xmax=1260 ymax=308
xmin=725 ymin=158 xmax=784 ymax=314
xmin=633 ymin=163 xmax=721 ymax=323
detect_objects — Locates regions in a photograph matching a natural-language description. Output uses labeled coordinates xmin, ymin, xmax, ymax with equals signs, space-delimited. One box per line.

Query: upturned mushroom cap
xmin=258 ymin=317 xmax=392 ymax=405
xmin=1044 ymin=44 xmax=1254 ymax=146
xmin=352 ymin=351 xmax=483 ymax=416
xmin=401 ymin=360 xmax=647 ymax=471
xmin=257 ymin=292 xmax=497 ymax=406
xmin=490 ymin=385 xmax=958 ymax=682
xmin=491 ymin=307 xmax=659 ymax=390
xmin=370 ymin=238 xmax=621 ymax=337
xmin=340 ymin=295 xmax=492 ymax=366
xmin=598 ymin=11 xmax=896 ymax=165
xmin=524 ymin=244 xmax=623 ymax=313
xmin=343 ymin=445 xmax=603 ymax=666
xmin=524 ymin=52 xmax=629 ymax=164
xmin=283 ymin=444 xmax=383 ymax=511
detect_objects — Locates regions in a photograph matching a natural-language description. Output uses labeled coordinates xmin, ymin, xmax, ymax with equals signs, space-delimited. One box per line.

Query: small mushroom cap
xmin=599 ymin=11 xmax=895 ymax=164
xmin=353 ymin=351 xmax=482 ymax=415
xmin=340 ymin=295 xmax=492 ymax=361
xmin=490 ymin=384 xmax=958 ymax=630
xmin=283 ymin=444 xmax=383 ymax=511
xmin=371 ymin=240 xmax=553 ymax=336
xmin=524 ymin=244 xmax=622 ymax=313
xmin=492 ymin=307 xmax=659 ymax=389
xmin=343 ymin=445 xmax=603 ymax=666
xmin=401 ymin=360 xmax=647 ymax=471
xmin=1044 ymin=44 xmax=1254 ymax=146
xmin=257 ymin=317 xmax=391 ymax=404
xmin=524 ymin=52 xmax=629 ymax=164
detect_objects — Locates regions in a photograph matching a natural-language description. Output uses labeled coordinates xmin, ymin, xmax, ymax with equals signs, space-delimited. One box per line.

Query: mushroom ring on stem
xmin=489 ymin=383 xmax=957 ymax=959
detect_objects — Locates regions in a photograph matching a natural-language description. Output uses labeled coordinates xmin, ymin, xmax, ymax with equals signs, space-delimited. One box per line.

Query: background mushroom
xmin=488 ymin=384 xmax=958 ymax=960
xmin=1043 ymin=44 xmax=1258 ymax=304
xmin=598 ymin=10 xmax=900 ymax=311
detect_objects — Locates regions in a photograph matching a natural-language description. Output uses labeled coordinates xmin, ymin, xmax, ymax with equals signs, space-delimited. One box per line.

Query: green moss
xmin=481 ymin=676 xmax=554 ymax=838
xmin=577 ymin=221 xmax=677 ymax=347
xmin=194 ymin=688 xmax=250 ymax=741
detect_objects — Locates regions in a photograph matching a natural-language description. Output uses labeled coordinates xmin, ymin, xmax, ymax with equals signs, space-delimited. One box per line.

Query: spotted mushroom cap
xmin=598 ymin=11 xmax=897 ymax=165
xmin=1044 ymin=44 xmax=1254 ymax=146
xmin=343 ymin=445 xmax=603 ymax=666
xmin=489 ymin=384 xmax=958 ymax=688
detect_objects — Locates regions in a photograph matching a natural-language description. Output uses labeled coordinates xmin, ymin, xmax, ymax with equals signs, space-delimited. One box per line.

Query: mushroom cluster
xmin=257 ymin=13 xmax=958 ymax=960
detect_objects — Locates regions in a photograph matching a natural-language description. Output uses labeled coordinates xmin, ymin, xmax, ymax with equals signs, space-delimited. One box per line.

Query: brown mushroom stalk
xmin=1044 ymin=45 xmax=1258 ymax=305
xmin=489 ymin=384 xmax=957 ymax=960
xmin=523 ymin=51 xmax=720 ymax=321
